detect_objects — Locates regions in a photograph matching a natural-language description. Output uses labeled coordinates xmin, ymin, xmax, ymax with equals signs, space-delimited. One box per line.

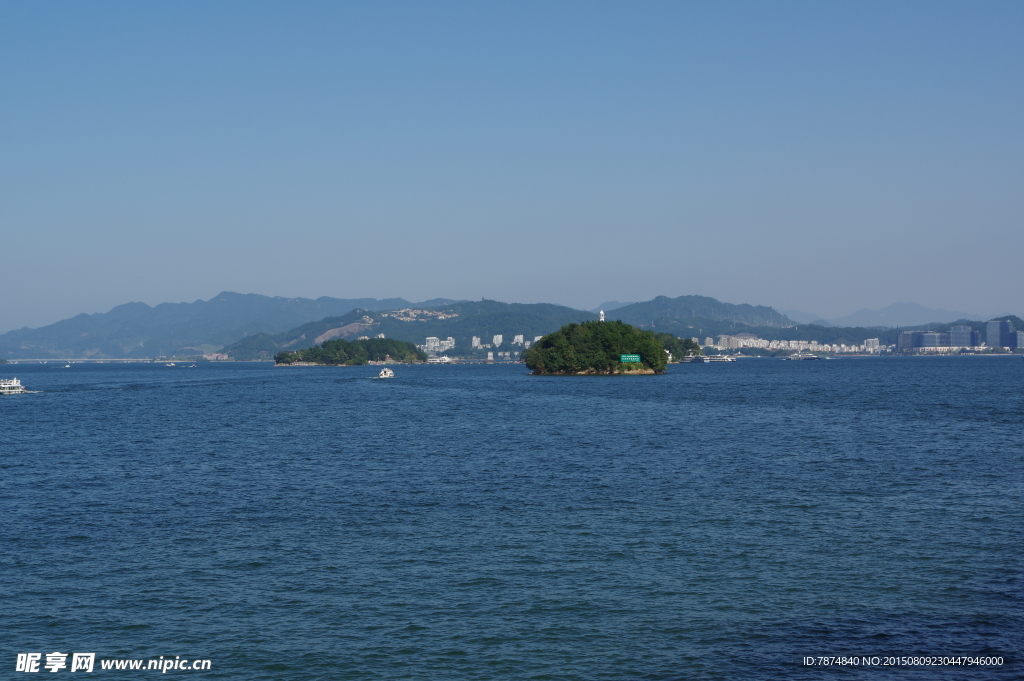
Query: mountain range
xmin=1 ymin=293 xmax=1017 ymax=360
xmin=0 ymin=292 xmax=462 ymax=360
xmin=784 ymin=302 xmax=986 ymax=328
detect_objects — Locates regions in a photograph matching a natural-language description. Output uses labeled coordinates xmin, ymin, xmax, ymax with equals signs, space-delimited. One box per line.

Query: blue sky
xmin=2 ymin=1 xmax=1022 ymax=331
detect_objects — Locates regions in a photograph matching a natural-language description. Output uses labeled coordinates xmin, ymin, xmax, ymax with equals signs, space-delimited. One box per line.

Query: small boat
xmin=64 ymin=364 xmax=71 ymax=368
xmin=1 ymin=378 xmax=32 ymax=395
xmin=165 ymin=363 xmax=175 ymax=367
xmin=378 ymin=368 xmax=395 ymax=378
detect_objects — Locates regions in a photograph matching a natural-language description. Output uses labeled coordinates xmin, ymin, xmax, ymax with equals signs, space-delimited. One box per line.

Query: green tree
xmin=274 ymin=338 xmax=426 ymax=365
xmin=523 ymin=321 xmax=667 ymax=374
xmin=652 ymin=333 xmax=702 ymax=360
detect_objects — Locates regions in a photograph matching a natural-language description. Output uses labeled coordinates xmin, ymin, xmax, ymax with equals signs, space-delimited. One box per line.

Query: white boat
xmin=692 ymin=355 xmax=737 ymax=362
xmin=378 ymin=368 xmax=395 ymax=378
xmin=784 ymin=353 xmax=822 ymax=361
xmin=165 ymin=363 xmax=175 ymax=367
xmin=1 ymin=378 xmax=31 ymax=395
xmin=427 ymin=356 xmax=454 ymax=363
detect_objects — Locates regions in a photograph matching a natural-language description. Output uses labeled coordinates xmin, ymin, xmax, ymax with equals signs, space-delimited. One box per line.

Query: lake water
xmin=2 ymin=358 xmax=1021 ymax=679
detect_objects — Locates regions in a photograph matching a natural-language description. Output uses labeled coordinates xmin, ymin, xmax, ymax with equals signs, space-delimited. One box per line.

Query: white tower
xmin=599 ymin=310 xmax=605 ymax=322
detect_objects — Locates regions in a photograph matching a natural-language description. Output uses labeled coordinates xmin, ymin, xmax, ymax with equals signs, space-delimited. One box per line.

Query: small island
xmin=275 ymin=338 xmax=426 ymax=365
xmin=523 ymin=320 xmax=669 ymax=375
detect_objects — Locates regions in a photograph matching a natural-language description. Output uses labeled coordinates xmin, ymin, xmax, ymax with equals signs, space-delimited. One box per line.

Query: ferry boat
xmin=784 ymin=352 xmax=822 ymax=360
xmin=378 ymin=368 xmax=395 ymax=378
xmin=692 ymin=355 xmax=737 ymax=363
xmin=1 ymin=378 xmax=31 ymax=395
xmin=427 ymin=356 xmax=454 ymax=363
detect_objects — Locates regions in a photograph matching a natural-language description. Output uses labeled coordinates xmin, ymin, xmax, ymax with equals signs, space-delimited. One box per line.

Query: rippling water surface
xmin=2 ymin=358 xmax=1021 ymax=679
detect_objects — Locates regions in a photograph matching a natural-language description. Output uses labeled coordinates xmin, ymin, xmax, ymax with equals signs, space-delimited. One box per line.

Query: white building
xmin=492 ymin=335 xmax=503 ymax=347
xmin=471 ymin=336 xmax=481 ymax=348
xmin=512 ymin=334 xmax=524 ymax=345
xmin=420 ymin=336 xmax=456 ymax=353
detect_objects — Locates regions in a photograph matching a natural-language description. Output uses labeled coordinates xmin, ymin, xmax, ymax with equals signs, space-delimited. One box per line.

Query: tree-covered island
xmin=274 ymin=338 xmax=426 ymax=365
xmin=523 ymin=320 xmax=672 ymax=374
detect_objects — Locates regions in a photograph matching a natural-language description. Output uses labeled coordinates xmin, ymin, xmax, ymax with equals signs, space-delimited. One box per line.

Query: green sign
xmin=620 ymin=354 xmax=641 ymax=363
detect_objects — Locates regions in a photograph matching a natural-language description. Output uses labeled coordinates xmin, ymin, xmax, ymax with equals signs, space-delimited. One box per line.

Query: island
xmin=274 ymin=338 xmax=426 ymax=365
xmin=523 ymin=320 xmax=669 ymax=374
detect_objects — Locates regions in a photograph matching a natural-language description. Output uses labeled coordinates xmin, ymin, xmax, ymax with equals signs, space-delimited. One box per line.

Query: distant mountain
xmin=590 ymin=301 xmax=635 ymax=314
xmin=221 ymin=300 xmax=597 ymax=360
xmin=608 ymin=295 xmax=795 ymax=331
xmin=782 ymin=309 xmax=833 ymax=326
xmin=0 ymin=292 xmax=465 ymax=360
xmin=826 ymin=303 xmax=982 ymax=328
xmin=221 ymin=295 xmax=806 ymax=360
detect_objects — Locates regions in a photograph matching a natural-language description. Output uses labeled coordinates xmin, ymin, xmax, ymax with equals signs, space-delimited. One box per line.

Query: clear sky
xmin=2 ymin=1 xmax=1021 ymax=332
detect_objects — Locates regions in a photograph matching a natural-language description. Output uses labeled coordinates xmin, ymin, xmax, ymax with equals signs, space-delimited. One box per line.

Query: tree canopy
xmin=275 ymin=338 xmax=426 ymax=365
xmin=523 ymin=321 xmax=667 ymax=374
xmin=651 ymin=333 xmax=702 ymax=360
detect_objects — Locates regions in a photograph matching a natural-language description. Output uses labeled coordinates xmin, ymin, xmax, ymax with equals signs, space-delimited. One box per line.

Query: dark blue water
xmin=2 ymin=358 xmax=1021 ymax=679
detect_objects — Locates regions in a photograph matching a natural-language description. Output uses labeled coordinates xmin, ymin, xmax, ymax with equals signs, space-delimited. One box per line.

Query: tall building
xmin=471 ymin=336 xmax=481 ymax=348
xmin=717 ymin=335 xmax=739 ymax=349
xmin=987 ymin=320 xmax=1014 ymax=348
xmin=897 ymin=331 xmax=916 ymax=351
xmin=420 ymin=336 xmax=456 ymax=353
xmin=492 ymin=335 xmax=503 ymax=347
xmin=864 ymin=338 xmax=880 ymax=351
xmin=703 ymin=337 xmax=714 ymax=347
xmin=918 ymin=332 xmax=950 ymax=348
xmin=512 ymin=334 xmax=524 ymax=345
xmin=950 ymin=326 xmax=974 ymax=348
xmin=1017 ymin=331 xmax=1024 ymax=349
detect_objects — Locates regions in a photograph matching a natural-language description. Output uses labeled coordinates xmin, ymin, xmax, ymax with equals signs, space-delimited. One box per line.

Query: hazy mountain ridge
xmin=608 ymin=295 xmax=795 ymax=330
xmin=220 ymin=300 xmax=598 ymax=360
xmin=590 ymin=301 xmax=635 ymax=314
xmin=827 ymin=303 xmax=983 ymax=328
xmin=786 ymin=303 xmax=985 ymax=328
xmin=0 ymin=292 xmax=464 ymax=360
xmin=3 ymin=292 xmax=1018 ymax=360
xmin=220 ymin=296 xmax=797 ymax=361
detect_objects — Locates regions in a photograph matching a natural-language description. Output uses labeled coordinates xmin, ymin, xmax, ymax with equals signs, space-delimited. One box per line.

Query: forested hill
xmin=610 ymin=295 xmax=795 ymax=330
xmin=221 ymin=300 xmax=597 ymax=360
xmin=0 ymin=292 xmax=462 ymax=360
